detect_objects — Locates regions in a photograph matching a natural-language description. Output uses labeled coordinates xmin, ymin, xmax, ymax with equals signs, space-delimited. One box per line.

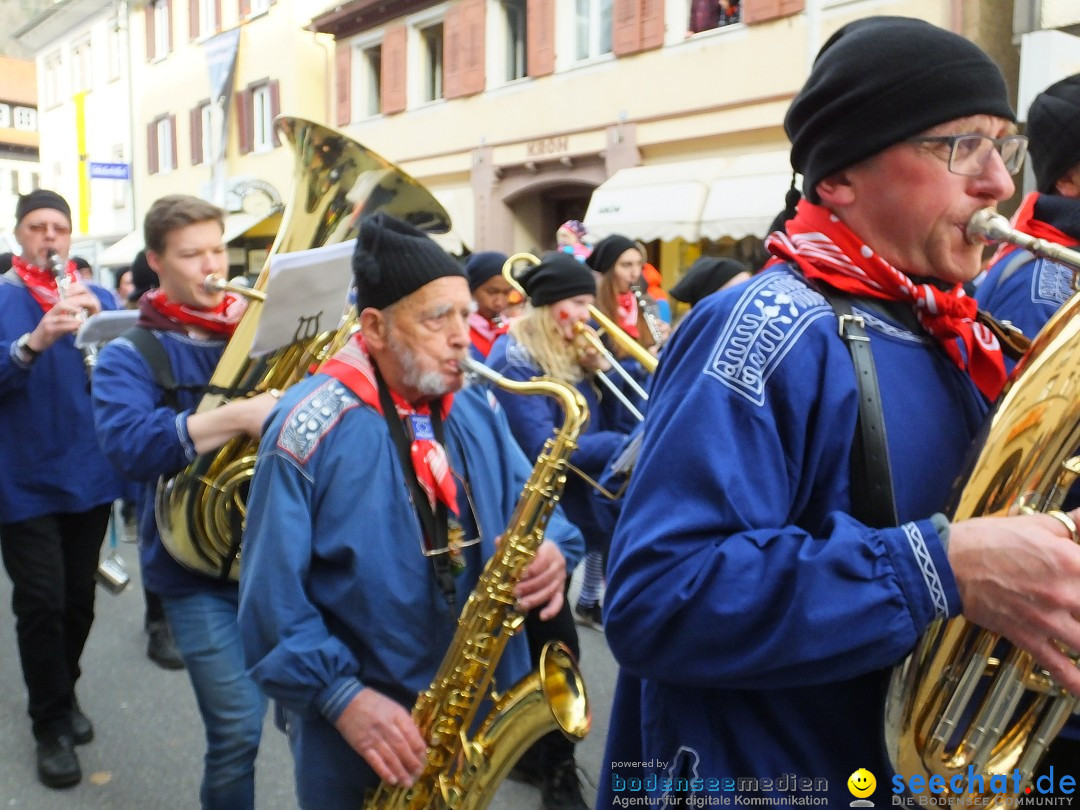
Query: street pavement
xmin=0 ymin=528 xmax=616 ymax=809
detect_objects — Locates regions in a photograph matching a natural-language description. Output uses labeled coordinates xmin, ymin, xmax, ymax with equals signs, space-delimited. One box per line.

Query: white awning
xmin=96 ymin=210 xmax=281 ymax=267
xmin=584 ymin=151 xmax=793 ymax=243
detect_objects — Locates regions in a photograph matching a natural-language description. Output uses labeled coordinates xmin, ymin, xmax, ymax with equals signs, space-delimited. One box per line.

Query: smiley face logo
xmin=848 ymin=768 xmax=876 ymax=798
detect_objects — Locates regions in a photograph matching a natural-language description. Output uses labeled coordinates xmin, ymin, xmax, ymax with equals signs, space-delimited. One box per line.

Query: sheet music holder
xmin=76 ymin=309 xmax=140 ymax=349
xmin=250 ymin=240 xmax=356 ymax=358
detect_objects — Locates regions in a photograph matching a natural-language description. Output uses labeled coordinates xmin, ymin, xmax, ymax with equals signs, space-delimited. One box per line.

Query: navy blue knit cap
xmin=520 ymin=252 xmax=597 ymax=307
xmin=1027 ymin=73 xmax=1080 ymax=193
xmin=464 ymin=251 xmax=508 ymax=291
xmin=786 ymin=17 xmax=1015 ymax=203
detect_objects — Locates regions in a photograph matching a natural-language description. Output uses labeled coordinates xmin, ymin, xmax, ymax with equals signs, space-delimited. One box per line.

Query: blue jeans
xmin=162 ymin=589 xmax=267 ymax=810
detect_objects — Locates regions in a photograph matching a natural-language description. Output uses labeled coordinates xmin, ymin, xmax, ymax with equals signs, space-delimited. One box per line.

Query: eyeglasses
xmin=906 ymin=134 xmax=1028 ymax=177
xmin=24 ymin=222 xmax=72 ymax=235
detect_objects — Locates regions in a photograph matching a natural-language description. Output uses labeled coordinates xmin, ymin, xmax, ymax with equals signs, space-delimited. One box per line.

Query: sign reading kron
xmin=526 ymin=136 xmax=569 ymax=157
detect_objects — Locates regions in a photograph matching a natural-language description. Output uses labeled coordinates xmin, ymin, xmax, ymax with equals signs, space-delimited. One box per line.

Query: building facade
xmin=0 ymin=56 xmax=42 ymax=247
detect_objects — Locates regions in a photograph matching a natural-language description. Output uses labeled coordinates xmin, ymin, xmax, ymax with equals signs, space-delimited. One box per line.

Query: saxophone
xmin=364 ymin=357 xmax=592 ymax=810
xmin=884 ymin=208 xmax=1080 ymax=804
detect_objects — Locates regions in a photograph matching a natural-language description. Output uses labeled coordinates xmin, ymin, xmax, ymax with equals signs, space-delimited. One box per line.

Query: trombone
xmin=502 ymin=252 xmax=650 ymax=421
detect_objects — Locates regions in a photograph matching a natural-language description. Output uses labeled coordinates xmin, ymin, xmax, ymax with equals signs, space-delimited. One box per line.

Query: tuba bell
xmin=156 ymin=116 xmax=452 ymax=581
xmin=884 ymin=208 xmax=1080 ymax=803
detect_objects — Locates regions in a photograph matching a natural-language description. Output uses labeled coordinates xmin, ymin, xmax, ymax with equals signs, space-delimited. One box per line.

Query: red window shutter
xmin=443 ymin=4 xmax=463 ymax=100
xmin=236 ymin=89 xmax=252 ymax=154
xmin=613 ymin=0 xmax=641 ymax=56
xmin=166 ymin=0 xmax=174 ymax=52
xmin=335 ymin=43 xmax=352 ymax=126
xmin=169 ymin=114 xmax=178 ymax=170
xmin=778 ymin=0 xmax=804 ymax=17
xmin=189 ymin=0 xmax=199 ymax=41
xmin=147 ymin=121 xmax=159 ymax=174
xmin=640 ymin=0 xmax=665 ymax=50
xmin=742 ymin=0 xmax=782 ymax=24
xmin=381 ymin=25 xmax=407 ymax=115
xmin=191 ymin=105 xmax=202 ymax=164
xmin=214 ymin=0 xmax=222 ymax=31
xmin=269 ymin=80 xmax=281 ymax=146
xmin=459 ymin=0 xmax=486 ymax=96
xmin=526 ymin=0 xmax=554 ymax=78
xmin=239 ymin=0 xmax=250 ymax=17
xmin=145 ymin=5 xmax=155 ymax=61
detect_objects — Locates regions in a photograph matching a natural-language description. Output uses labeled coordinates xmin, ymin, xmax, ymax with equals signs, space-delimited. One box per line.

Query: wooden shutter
xmin=190 ymin=105 xmax=203 ymax=164
xmin=239 ymin=0 xmax=249 ymax=19
xmin=459 ymin=0 xmax=485 ymax=96
xmin=147 ymin=121 xmax=159 ymax=174
xmin=612 ymin=0 xmax=641 ymax=56
xmin=269 ymin=80 xmax=281 ymax=146
xmin=214 ymin=0 xmax=222 ymax=31
xmin=526 ymin=0 xmax=554 ymax=78
xmin=381 ymin=25 xmax=407 ymax=115
xmin=335 ymin=42 xmax=351 ymax=126
xmin=443 ymin=3 xmax=463 ymax=100
xmin=166 ymin=0 xmax=173 ymax=53
xmin=236 ymin=89 xmax=252 ymax=154
xmin=743 ymin=0 xmax=802 ymax=24
xmin=640 ymin=0 xmax=664 ymax=50
xmin=189 ymin=0 xmax=199 ymax=41
xmin=169 ymin=114 xmax=178 ymax=170
xmin=145 ymin=4 xmax=155 ymax=62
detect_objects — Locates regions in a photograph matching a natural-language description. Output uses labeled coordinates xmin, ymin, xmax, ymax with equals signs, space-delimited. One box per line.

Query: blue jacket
xmin=486 ymin=333 xmax=632 ymax=550
xmin=0 ymin=273 xmax=122 ymax=523
xmin=238 ymin=376 xmax=583 ymax=807
xmin=600 ymin=266 xmax=984 ymax=808
xmin=91 ymin=329 xmax=233 ymax=597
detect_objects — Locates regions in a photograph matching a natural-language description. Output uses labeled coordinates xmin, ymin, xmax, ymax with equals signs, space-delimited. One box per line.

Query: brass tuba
xmin=364 ymin=358 xmax=591 ymax=810
xmin=156 ymin=117 xmax=451 ymax=581
xmin=884 ymin=208 xmax=1080 ymax=803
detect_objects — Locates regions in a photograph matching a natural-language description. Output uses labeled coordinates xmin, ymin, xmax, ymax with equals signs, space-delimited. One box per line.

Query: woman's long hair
xmin=507 ymin=305 xmax=585 ymax=384
xmin=596 ymin=272 xmax=656 ymax=356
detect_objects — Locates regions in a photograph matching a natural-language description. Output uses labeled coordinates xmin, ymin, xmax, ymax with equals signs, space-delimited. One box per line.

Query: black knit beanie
xmin=585 ymin=234 xmax=638 ymax=274
xmin=352 ymin=212 xmax=466 ymax=310
xmin=521 ymin=252 xmax=597 ymax=307
xmin=15 ymin=189 xmax=71 ymax=226
xmin=670 ymin=257 xmax=751 ymax=306
xmin=786 ymin=17 xmax=1015 ymax=203
xmin=1027 ymin=73 xmax=1080 ymax=194
xmin=464 ymin=251 xmax=508 ymax=291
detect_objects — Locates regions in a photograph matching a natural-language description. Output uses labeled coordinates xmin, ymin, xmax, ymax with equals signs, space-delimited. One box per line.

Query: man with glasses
xmin=238 ymin=214 xmax=583 ymax=809
xmin=0 ymin=189 xmax=122 ymax=788
xmin=598 ymin=17 xmax=1080 ymax=808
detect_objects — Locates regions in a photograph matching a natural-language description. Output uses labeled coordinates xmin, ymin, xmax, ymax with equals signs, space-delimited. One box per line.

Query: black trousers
xmin=0 ymin=504 xmax=111 ymax=740
xmin=523 ymin=585 xmax=582 ymax=767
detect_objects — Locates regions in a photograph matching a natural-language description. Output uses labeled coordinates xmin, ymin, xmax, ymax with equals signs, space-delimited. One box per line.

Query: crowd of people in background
xmin=2 ymin=17 xmax=1080 ymax=810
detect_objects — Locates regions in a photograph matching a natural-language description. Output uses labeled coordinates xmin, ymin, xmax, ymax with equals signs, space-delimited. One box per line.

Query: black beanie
xmin=15 ymin=189 xmax=71 ymax=226
xmin=1027 ymin=73 xmax=1080 ymax=194
xmin=786 ymin=17 xmax=1015 ymax=203
xmin=585 ymin=234 xmax=637 ymax=274
xmin=464 ymin=251 xmax=508 ymax=291
xmin=670 ymin=257 xmax=751 ymax=306
xmin=521 ymin=252 xmax=597 ymax=307
xmin=352 ymin=213 xmax=466 ymax=310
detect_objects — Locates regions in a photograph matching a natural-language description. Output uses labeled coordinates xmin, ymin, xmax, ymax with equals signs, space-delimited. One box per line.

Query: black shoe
xmin=36 ymin=734 xmax=81 ymax=789
xmin=147 ymin=621 xmax=185 ymax=670
xmin=573 ymin=601 xmax=603 ymax=631
xmin=70 ymin=702 xmax=93 ymax=745
xmin=540 ymin=758 xmax=589 ymax=810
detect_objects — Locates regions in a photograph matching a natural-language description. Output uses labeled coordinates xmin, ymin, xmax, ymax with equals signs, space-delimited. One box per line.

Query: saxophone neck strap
xmin=372 ymin=364 xmax=456 ymax=610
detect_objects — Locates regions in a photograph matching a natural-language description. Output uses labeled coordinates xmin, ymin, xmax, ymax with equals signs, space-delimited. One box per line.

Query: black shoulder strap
xmin=121 ymin=327 xmax=181 ymax=412
xmin=821 ymin=292 xmax=899 ymax=529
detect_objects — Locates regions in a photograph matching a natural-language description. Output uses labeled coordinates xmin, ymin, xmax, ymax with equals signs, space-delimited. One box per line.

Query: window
xmin=576 ymin=0 xmax=613 ymax=60
xmin=420 ymin=23 xmax=444 ymax=102
xmin=252 ymin=84 xmax=273 ymax=151
xmin=151 ymin=0 xmax=171 ymax=60
xmin=250 ymin=0 xmax=270 ymax=15
xmin=0 ymin=105 xmax=9 ymax=128
xmin=149 ymin=114 xmax=176 ymax=174
xmin=198 ymin=0 xmax=217 ymax=36
xmin=44 ymin=52 xmax=62 ymax=107
xmin=363 ymin=45 xmax=382 ymax=117
xmin=201 ymin=102 xmax=213 ymax=162
xmin=10 ymin=170 xmax=18 ymax=195
xmin=504 ymin=0 xmax=527 ymax=81
xmin=14 ymin=107 xmax=37 ymax=130
xmin=688 ymin=0 xmax=741 ymax=34
xmin=72 ymin=37 xmax=93 ymax=92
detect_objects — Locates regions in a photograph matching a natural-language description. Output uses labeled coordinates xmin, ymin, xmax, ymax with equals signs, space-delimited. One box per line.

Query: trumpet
xmin=46 ymin=249 xmax=97 ymax=373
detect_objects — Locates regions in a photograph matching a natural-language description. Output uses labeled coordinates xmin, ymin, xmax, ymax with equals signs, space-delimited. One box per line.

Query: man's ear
xmin=359 ymin=307 xmax=388 ymax=350
xmin=1053 ymin=164 xmax=1080 ymax=199
xmin=815 ymin=169 xmax=857 ymax=208
xmin=145 ymin=250 xmax=163 ymax=275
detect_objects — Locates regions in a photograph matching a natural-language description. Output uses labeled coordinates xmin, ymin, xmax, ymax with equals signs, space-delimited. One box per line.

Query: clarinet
xmin=632 ymin=281 xmax=664 ymax=348
xmin=46 ymin=249 xmax=97 ymax=373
